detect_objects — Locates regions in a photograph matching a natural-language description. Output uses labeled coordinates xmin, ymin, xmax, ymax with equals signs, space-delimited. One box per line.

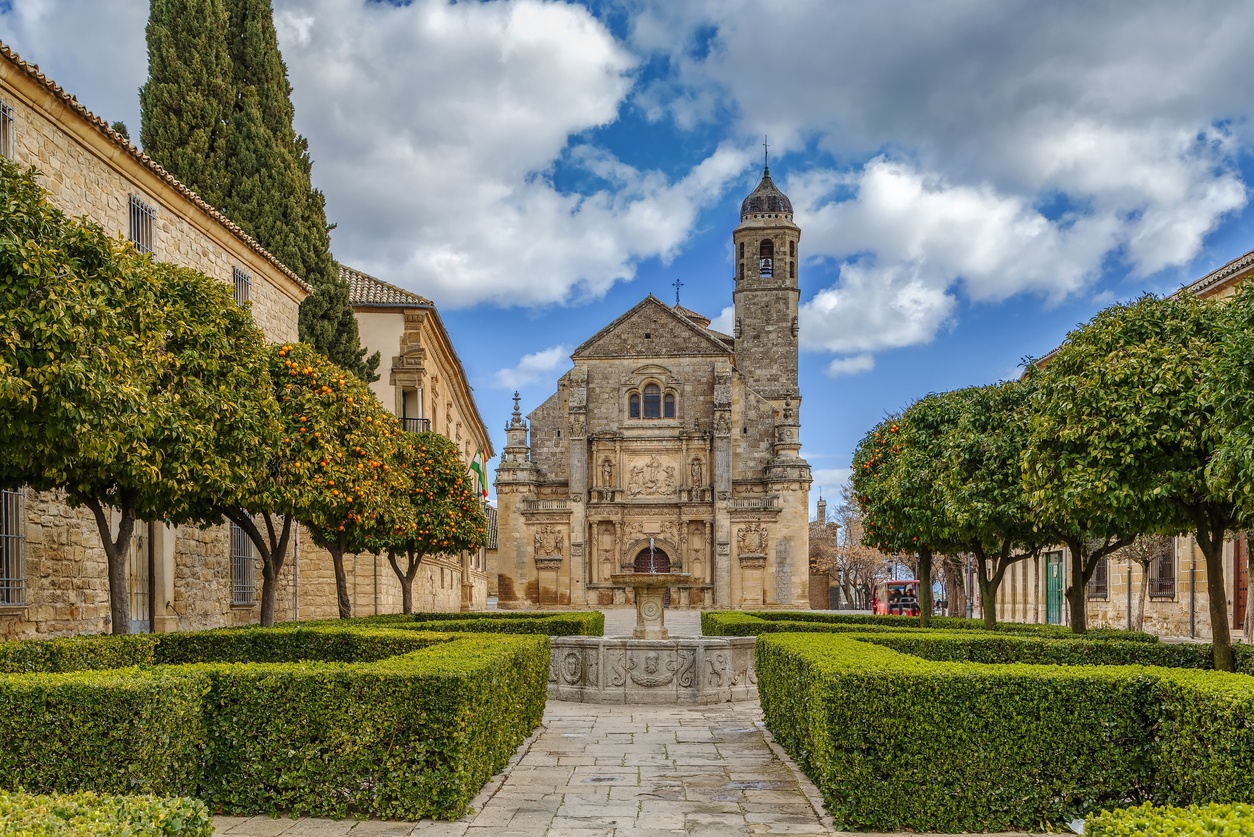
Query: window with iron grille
xmin=233 ymin=266 xmax=251 ymax=305
xmin=0 ymin=100 xmax=14 ymax=159
xmin=1087 ymin=555 xmax=1108 ymax=599
xmin=0 ymin=488 xmax=26 ymax=606
xmin=129 ymin=194 xmax=156 ymax=254
xmin=1149 ymin=540 xmax=1177 ymax=598
xmin=230 ymin=522 xmax=256 ymax=606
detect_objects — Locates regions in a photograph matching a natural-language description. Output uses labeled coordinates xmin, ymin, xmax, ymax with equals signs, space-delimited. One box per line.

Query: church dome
xmin=740 ymin=167 xmax=792 ymax=218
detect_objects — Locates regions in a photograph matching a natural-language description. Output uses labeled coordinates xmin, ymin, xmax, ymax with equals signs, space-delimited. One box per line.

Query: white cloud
xmin=708 ymin=304 xmax=735 ymax=335
xmin=811 ymin=468 xmax=853 ymax=497
xmin=631 ymin=0 xmax=1254 ymax=357
xmin=272 ymin=0 xmax=752 ymax=309
xmin=825 ymin=354 xmax=875 ymax=377
xmin=493 ymin=344 xmax=572 ymax=389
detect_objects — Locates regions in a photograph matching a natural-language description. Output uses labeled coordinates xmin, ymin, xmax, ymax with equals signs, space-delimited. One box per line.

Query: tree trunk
xmin=974 ymin=548 xmax=997 ymax=630
xmin=220 ymin=509 xmax=292 ymax=628
xmin=387 ymin=548 xmax=424 ymax=615
xmin=943 ymin=555 xmax=966 ymax=619
xmin=918 ymin=547 xmax=933 ymax=628
xmin=1135 ymin=560 xmax=1150 ymax=632
xmin=1064 ymin=538 xmax=1088 ymax=634
xmin=328 ymin=535 xmax=352 ymax=619
xmin=85 ymin=496 xmax=136 ymax=635
xmin=1194 ymin=512 xmax=1234 ymax=672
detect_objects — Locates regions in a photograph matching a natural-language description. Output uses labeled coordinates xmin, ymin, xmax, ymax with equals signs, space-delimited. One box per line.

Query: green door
xmin=1045 ymin=551 xmax=1064 ymax=625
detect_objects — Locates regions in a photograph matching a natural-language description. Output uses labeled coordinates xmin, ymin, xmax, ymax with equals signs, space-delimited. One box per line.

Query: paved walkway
xmin=212 ymin=609 xmax=1049 ymax=836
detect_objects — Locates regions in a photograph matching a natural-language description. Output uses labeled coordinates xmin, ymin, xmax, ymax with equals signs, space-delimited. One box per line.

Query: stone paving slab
xmin=214 ymin=700 xmax=1053 ymax=836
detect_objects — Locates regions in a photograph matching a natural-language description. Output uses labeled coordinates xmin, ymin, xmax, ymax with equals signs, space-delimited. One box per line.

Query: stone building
xmin=0 ymin=42 xmax=309 ymax=639
xmin=994 ymin=247 xmax=1254 ymax=639
xmin=495 ymin=167 xmax=812 ymax=610
xmin=339 ymin=265 xmax=494 ymax=613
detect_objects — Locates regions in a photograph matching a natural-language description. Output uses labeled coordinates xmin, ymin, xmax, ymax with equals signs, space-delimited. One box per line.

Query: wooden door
xmin=1045 ymin=552 xmax=1064 ymax=625
xmin=1234 ymin=538 xmax=1249 ymax=631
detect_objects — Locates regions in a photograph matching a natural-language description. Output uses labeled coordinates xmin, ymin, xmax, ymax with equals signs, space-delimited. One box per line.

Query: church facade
xmin=494 ymin=168 xmax=812 ymax=610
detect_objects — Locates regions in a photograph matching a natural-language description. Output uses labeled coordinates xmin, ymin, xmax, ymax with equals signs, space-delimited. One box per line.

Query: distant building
xmin=494 ymin=168 xmax=812 ymax=609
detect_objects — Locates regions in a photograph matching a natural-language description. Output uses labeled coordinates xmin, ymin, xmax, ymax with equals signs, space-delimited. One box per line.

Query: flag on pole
xmin=469 ymin=446 xmax=489 ymax=499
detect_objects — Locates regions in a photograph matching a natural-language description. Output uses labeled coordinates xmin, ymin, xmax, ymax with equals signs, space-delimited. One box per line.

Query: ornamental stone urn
xmin=609 ymin=572 xmax=691 ymax=639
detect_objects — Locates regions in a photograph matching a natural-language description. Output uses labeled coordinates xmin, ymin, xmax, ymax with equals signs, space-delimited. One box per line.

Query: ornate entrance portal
xmin=633 ymin=546 xmax=671 ymax=574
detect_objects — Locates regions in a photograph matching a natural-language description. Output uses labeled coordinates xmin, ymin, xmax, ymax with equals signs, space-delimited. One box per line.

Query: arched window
xmin=789 ymin=241 xmax=795 ymax=258
xmin=738 ymin=242 xmax=744 ymax=259
xmin=790 ymin=260 xmax=796 ymax=279
xmin=759 ymin=239 xmax=774 ymax=277
xmin=629 ymin=393 xmax=641 ymax=418
xmin=738 ymin=263 xmax=744 ymax=281
xmin=643 ymin=384 xmax=662 ymax=419
xmin=663 ymin=393 xmax=675 ymax=418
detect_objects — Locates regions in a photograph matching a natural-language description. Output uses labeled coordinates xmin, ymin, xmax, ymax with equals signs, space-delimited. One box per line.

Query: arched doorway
xmin=633 ymin=546 xmax=671 ymax=573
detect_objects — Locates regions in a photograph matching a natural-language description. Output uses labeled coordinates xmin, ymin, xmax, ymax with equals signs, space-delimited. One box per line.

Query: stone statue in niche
xmin=534 ymin=525 xmax=563 ymax=557
xmin=736 ymin=523 xmax=768 ymax=556
xmin=601 ymin=458 xmax=614 ymax=486
xmin=690 ymin=458 xmax=703 ymax=486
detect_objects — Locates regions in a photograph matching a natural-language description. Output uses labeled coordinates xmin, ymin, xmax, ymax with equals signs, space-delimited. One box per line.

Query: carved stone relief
xmin=534 ymin=525 xmax=564 ymax=557
xmin=736 ymin=523 xmax=768 ymax=556
xmin=627 ymin=455 xmax=678 ymax=497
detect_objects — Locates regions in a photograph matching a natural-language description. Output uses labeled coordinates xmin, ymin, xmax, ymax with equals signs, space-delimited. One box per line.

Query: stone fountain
xmin=548 ymin=538 xmax=757 ymax=705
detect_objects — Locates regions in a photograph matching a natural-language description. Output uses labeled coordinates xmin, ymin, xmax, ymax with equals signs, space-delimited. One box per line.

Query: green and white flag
xmin=469 ymin=446 xmax=488 ymax=499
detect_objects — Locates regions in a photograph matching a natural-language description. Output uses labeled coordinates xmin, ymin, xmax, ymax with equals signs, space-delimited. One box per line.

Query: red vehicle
xmin=873 ymin=580 xmax=920 ymax=616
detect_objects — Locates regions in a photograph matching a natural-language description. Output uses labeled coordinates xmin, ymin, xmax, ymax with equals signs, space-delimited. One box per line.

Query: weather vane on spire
xmin=673 ymin=277 xmax=684 ymax=307
xmin=763 ymin=135 xmax=769 ymax=172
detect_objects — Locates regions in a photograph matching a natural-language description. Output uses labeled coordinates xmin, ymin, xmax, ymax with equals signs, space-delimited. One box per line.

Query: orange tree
xmin=1025 ymin=293 xmax=1244 ymax=669
xmin=374 ymin=431 xmax=487 ymax=614
xmin=851 ymin=398 xmax=959 ymax=628
xmin=268 ymin=342 xmax=402 ymax=620
xmin=0 ymin=160 xmax=274 ymax=633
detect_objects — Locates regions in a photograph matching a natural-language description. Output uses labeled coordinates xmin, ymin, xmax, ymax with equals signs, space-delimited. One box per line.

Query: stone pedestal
xmin=549 ymin=636 xmax=758 ymax=704
xmin=610 ymin=572 xmax=691 ymax=640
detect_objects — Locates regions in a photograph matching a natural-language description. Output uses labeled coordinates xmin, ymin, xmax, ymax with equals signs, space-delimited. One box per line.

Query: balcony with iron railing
xmin=402 ymin=417 xmax=431 ymax=433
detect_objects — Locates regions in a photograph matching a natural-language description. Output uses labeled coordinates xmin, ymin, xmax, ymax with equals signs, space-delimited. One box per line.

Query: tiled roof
xmin=341 ymin=264 xmax=432 ymax=307
xmin=0 ymin=41 xmax=312 ymax=295
xmin=1180 ymin=247 xmax=1254 ymax=299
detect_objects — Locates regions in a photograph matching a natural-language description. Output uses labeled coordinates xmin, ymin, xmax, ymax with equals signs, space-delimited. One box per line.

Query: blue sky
xmin=6 ymin=1 xmax=1254 ymax=511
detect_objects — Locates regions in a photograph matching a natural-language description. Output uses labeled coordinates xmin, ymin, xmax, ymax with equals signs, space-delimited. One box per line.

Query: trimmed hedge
xmin=0 ymin=791 xmax=211 ymax=836
xmin=0 ymin=634 xmax=158 ymax=674
xmin=302 ymin=610 xmax=605 ymax=636
xmin=0 ymin=625 xmax=549 ymax=821
xmin=703 ymin=610 xmax=1157 ymax=642
xmin=1087 ymin=802 xmax=1254 ymax=836
xmin=756 ymin=632 xmax=1254 ymax=832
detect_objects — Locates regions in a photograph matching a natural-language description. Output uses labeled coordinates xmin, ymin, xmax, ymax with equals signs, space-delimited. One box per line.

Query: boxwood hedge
xmin=1086 ymin=802 xmax=1254 ymax=836
xmin=305 ymin=610 xmax=605 ymax=636
xmin=702 ymin=610 xmax=1157 ymax=642
xmin=0 ymin=624 xmax=548 ymax=821
xmin=0 ymin=791 xmax=211 ymax=836
xmin=757 ymin=632 xmax=1254 ymax=832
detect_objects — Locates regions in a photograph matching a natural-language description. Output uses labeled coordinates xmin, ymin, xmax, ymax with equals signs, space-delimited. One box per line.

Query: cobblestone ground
xmin=213 ymin=608 xmax=1050 ymax=836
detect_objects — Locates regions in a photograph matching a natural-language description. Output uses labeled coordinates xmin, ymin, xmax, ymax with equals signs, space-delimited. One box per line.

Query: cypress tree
xmin=139 ymin=0 xmax=232 ymax=210
xmin=141 ymin=0 xmax=378 ymax=382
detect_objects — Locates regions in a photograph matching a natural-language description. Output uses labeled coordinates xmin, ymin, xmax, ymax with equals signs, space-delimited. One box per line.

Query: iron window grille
xmin=0 ymin=100 xmax=14 ymax=159
xmin=1086 ymin=556 xmax=1108 ymax=599
xmin=129 ymin=195 xmax=156 ymax=254
xmin=233 ymin=266 xmax=251 ymax=305
xmin=1149 ymin=542 xmax=1177 ymax=598
xmin=0 ymin=488 xmax=26 ymax=606
xmin=230 ymin=522 xmax=256 ymax=605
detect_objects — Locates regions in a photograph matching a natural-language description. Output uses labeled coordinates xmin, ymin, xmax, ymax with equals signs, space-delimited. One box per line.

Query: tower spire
xmin=763 ymin=134 xmax=769 ymax=174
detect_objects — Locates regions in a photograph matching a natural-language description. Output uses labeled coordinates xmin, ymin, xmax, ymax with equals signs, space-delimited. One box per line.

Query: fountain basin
xmin=549 ymin=636 xmax=757 ymax=704
xmin=610 ymin=572 xmax=692 ymax=639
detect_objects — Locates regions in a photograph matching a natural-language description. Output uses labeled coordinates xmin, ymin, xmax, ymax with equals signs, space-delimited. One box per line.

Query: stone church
xmin=495 ymin=167 xmax=811 ymax=610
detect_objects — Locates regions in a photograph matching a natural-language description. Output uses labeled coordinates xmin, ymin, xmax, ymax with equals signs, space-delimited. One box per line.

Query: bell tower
xmin=732 ymin=161 xmax=800 ymax=403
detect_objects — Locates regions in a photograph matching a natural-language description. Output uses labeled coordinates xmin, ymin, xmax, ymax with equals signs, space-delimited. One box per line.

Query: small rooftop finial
xmin=673 ymin=277 xmax=684 ymax=307
xmin=763 ymin=134 xmax=770 ymax=175
xmin=512 ymin=390 xmax=521 ymax=421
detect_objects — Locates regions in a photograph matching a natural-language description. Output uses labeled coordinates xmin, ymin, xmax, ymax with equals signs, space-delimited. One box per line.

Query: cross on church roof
xmin=673 ymin=277 xmax=684 ymax=307
xmin=763 ymin=135 xmax=769 ymax=174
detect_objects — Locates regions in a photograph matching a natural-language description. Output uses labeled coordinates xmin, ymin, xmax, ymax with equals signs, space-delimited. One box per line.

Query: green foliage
xmin=0 ymin=625 xmax=548 ymax=821
xmin=1087 ymin=802 xmax=1254 ymax=836
xmin=406 ymin=612 xmax=604 ymax=636
xmin=0 ymin=634 xmax=157 ymax=674
xmin=756 ymin=632 xmax=1254 ymax=831
xmin=0 ymin=791 xmax=212 ymax=837
xmin=139 ymin=0 xmax=232 ymax=210
xmin=0 ymin=668 xmax=209 ymax=796
xmin=141 ymin=0 xmax=378 ymax=382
